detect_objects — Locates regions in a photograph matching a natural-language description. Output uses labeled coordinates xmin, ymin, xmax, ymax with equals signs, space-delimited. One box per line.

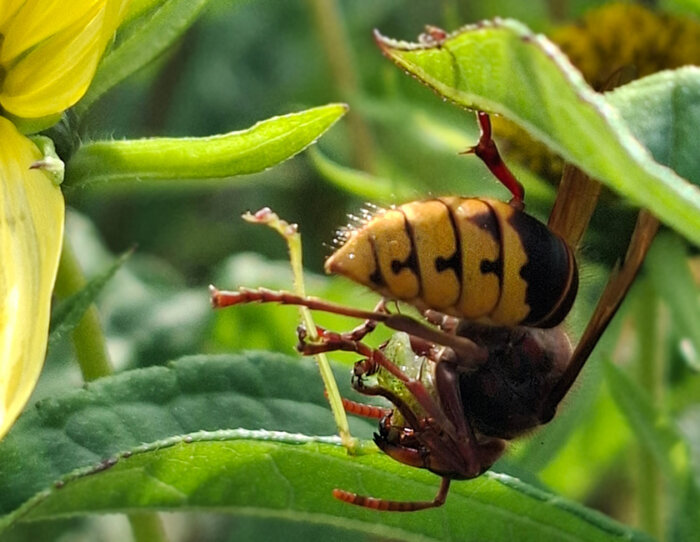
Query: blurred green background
xmin=16 ymin=0 xmax=699 ymax=541
xmin=76 ymin=0 xmax=616 ymax=280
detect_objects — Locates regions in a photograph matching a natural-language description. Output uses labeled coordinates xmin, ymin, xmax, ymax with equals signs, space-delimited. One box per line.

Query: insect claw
xmin=296 ymin=324 xmax=310 ymax=352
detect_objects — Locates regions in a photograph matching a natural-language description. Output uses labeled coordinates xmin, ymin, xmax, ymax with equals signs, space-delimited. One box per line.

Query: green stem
xmin=128 ymin=512 xmax=169 ymax=542
xmin=244 ymin=210 xmax=360 ymax=453
xmin=306 ymin=0 xmax=376 ymax=172
xmin=635 ymin=279 xmax=666 ymax=540
xmin=286 ymin=228 xmax=358 ymax=453
xmin=54 ymin=240 xmax=113 ymax=381
xmin=53 ymin=240 xmax=169 ymax=542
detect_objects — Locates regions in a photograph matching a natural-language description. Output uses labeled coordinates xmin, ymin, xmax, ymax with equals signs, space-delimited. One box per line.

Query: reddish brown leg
xmin=422 ymin=309 xmax=460 ymax=334
xmin=297 ymin=327 xmax=460 ymax=441
xmin=321 ymin=384 xmax=390 ymax=420
xmin=314 ymin=332 xmax=469 ymax=476
xmin=433 ymin=361 xmax=490 ymax=477
xmin=373 ymin=431 xmax=426 ymax=469
xmin=463 ymin=111 xmax=525 ymax=206
xmin=407 ymin=335 xmax=435 ymax=357
xmin=340 ymin=299 xmax=387 ymax=341
xmin=300 ymin=330 xmax=428 ymax=403
xmin=435 ymin=361 xmax=477 ymax=440
xmin=336 ymin=395 xmax=390 ymax=420
xmin=210 ymin=286 xmax=487 ymax=362
xmin=333 ymin=476 xmax=451 ymax=512
xmin=321 ymin=363 xmax=414 ymax=426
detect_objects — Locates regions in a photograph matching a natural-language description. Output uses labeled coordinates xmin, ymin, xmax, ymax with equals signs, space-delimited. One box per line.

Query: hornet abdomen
xmin=325 ymin=197 xmax=577 ymax=328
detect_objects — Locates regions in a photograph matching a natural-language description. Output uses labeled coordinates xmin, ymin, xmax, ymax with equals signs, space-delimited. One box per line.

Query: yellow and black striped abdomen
xmin=325 ymin=197 xmax=577 ymax=328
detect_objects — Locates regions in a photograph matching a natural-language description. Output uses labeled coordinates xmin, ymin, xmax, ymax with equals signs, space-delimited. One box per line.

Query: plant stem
xmin=128 ymin=512 xmax=170 ymax=542
xmin=285 ymin=224 xmax=359 ymax=453
xmin=635 ymin=279 xmax=666 ymax=540
xmin=306 ymin=0 xmax=376 ymax=172
xmin=54 ymin=240 xmax=112 ymax=381
xmin=242 ymin=210 xmax=359 ymax=453
xmin=54 ymin=239 xmax=169 ymax=542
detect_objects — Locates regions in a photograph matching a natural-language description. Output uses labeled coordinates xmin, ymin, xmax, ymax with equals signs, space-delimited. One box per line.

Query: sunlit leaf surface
xmin=0 ymin=354 xmax=652 ymax=542
xmin=374 ymin=23 xmax=700 ymax=244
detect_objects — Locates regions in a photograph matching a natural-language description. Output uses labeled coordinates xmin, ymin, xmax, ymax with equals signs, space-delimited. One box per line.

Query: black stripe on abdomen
xmin=508 ymin=210 xmax=574 ymax=327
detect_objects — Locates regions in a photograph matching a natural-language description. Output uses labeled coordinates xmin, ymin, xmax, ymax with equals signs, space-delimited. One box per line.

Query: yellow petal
xmin=0 ymin=0 xmax=104 ymax=65
xmin=0 ymin=0 xmax=129 ymax=118
xmin=1 ymin=6 xmax=104 ymax=118
xmin=0 ymin=0 xmax=25 ymax=33
xmin=105 ymin=0 xmax=132 ymax=30
xmin=0 ymin=116 xmax=64 ymax=440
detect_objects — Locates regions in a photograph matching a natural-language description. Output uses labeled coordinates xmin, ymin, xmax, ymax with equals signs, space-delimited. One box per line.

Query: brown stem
xmin=306 ymin=0 xmax=376 ymax=171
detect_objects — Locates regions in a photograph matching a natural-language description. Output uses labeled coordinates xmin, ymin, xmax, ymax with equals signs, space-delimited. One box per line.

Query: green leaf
xmin=64 ymin=104 xmax=348 ymax=188
xmin=2 ymin=435 xmax=651 ymax=542
xmin=605 ymin=68 xmax=700 ymax=187
xmin=309 ymin=147 xmax=413 ymax=202
xmin=604 ymin=361 xmax=699 ymax=540
xmin=122 ymin=0 xmax=164 ymax=23
xmin=536 ymin=381 xmax=631 ymax=499
xmin=374 ymin=23 xmax=700 ymax=244
xmin=77 ymin=0 xmax=212 ymax=116
xmin=644 ymin=232 xmax=700 ymax=370
xmin=0 ymin=354 xmax=373 ymax=519
xmin=0 ymin=354 xmax=652 ymax=541
xmin=49 ymin=250 xmax=132 ymax=348
xmin=604 ymin=362 xmax=688 ymax=485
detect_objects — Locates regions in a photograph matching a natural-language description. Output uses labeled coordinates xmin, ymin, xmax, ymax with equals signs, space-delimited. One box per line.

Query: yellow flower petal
xmin=0 ymin=0 xmax=130 ymax=118
xmin=105 ymin=0 xmax=132 ymax=29
xmin=0 ymin=0 xmax=25 ymax=33
xmin=0 ymin=0 xmax=104 ymax=65
xmin=0 ymin=116 xmax=64 ymax=440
